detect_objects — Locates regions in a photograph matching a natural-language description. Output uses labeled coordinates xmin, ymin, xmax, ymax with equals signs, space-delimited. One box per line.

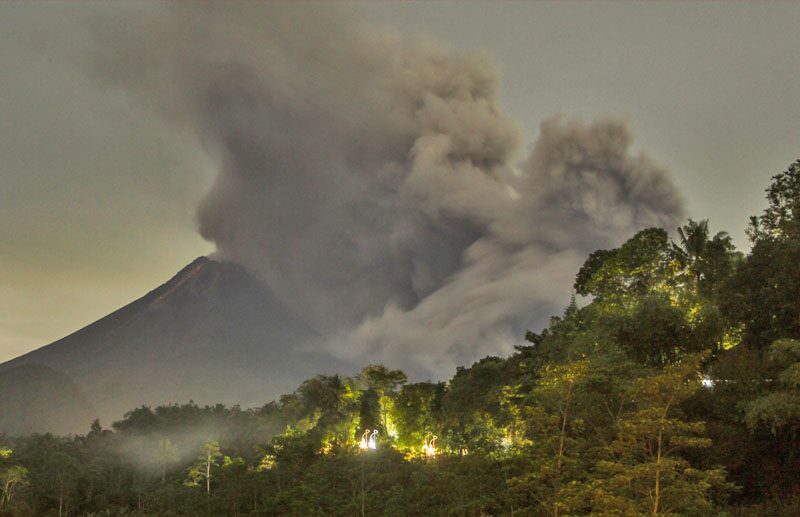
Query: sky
xmin=1 ymin=1 xmax=799 ymax=367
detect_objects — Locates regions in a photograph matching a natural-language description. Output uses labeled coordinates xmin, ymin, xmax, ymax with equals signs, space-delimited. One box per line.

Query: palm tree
xmin=675 ymin=219 xmax=733 ymax=289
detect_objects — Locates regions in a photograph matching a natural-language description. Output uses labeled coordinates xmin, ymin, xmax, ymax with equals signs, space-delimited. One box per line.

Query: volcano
xmin=0 ymin=257 xmax=353 ymax=432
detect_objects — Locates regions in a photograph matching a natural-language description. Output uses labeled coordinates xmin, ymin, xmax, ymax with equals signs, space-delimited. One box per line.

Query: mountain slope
xmin=0 ymin=363 xmax=96 ymax=435
xmin=0 ymin=257 xmax=352 ymax=427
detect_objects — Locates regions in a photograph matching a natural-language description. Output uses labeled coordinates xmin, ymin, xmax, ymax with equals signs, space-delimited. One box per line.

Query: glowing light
xmin=368 ymin=430 xmax=378 ymax=450
xmin=422 ymin=434 xmax=437 ymax=457
xmin=359 ymin=429 xmax=370 ymax=451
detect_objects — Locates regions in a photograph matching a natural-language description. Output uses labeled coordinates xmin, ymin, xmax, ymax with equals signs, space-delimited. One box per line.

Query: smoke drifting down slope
xmin=94 ymin=4 xmax=684 ymax=377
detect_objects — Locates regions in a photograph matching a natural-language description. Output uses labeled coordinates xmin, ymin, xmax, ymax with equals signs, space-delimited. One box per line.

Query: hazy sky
xmin=1 ymin=1 xmax=799 ymax=364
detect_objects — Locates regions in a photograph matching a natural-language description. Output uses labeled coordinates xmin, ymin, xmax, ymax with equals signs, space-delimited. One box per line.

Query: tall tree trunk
xmin=554 ymin=380 xmax=575 ymax=517
xmin=653 ymin=398 xmax=673 ymax=516
xmin=87 ymin=477 xmax=93 ymax=504
xmin=361 ymin=451 xmax=365 ymax=517
xmin=206 ymin=453 xmax=211 ymax=495
xmin=653 ymin=425 xmax=663 ymax=516
xmin=381 ymin=395 xmax=388 ymax=434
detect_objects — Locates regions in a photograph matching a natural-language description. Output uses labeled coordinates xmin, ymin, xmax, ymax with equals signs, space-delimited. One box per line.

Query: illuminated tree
xmin=187 ymin=439 xmax=223 ymax=495
xmin=0 ymin=448 xmax=27 ymax=511
xmin=394 ymin=382 xmax=443 ymax=450
xmin=358 ymin=388 xmax=380 ymax=439
xmin=298 ymin=374 xmax=359 ymax=448
xmin=360 ymin=365 xmax=407 ymax=435
xmin=0 ymin=465 xmax=27 ymax=510
xmin=441 ymin=357 xmax=508 ymax=454
xmin=570 ymin=223 xmax=731 ymax=368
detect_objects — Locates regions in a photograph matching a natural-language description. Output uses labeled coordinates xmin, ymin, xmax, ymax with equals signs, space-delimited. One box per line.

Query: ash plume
xmin=92 ymin=4 xmax=685 ymax=378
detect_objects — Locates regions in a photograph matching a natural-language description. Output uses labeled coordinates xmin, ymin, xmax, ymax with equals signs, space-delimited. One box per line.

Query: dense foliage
xmin=1 ymin=160 xmax=799 ymax=516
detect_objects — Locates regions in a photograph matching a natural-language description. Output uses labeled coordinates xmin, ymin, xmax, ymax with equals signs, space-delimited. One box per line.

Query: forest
xmin=0 ymin=159 xmax=798 ymax=516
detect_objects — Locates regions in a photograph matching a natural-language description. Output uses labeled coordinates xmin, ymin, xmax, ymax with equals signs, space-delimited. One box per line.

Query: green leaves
xmin=743 ymin=392 xmax=800 ymax=435
xmin=359 ymin=365 xmax=407 ymax=437
xmin=720 ymin=160 xmax=800 ymax=350
xmin=577 ymin=227 xmax=671 ymax=300
xmin=552 ymin=353 xmax=731 ymax=516
xmin=748 ymin=159 xmax=800 ymax=243
xmin=743 ymin=339 xmax=800 ymax=434
xmin=0 ymin=465 xmax=28 ymax=510
xmin=185 ymin=439 xmax=222 ymax=494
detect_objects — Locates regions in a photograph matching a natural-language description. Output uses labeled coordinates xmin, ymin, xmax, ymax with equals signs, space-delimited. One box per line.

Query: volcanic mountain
xmin=0 ymin=257 xmax=353 ymax=432
xmin=0 ymin=363 xmax=97 ymax=436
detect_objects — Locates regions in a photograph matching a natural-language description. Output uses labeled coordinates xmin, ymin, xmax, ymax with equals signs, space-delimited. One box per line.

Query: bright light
xmin=359 ymin=429 xmax=370 ymax=451
xmin=368 ymin=430 xmax=378 ymax=450
xmin=423 ymin=434 xmax=437 ymax=457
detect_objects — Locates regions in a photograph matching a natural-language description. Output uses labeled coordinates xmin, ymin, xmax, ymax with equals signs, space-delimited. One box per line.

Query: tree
xmin=673 ymin=219 xmax=737 ymax=295
xmin=0 ymin=465 xmax=27 ymax=510
xmin=0 ymin=448 xmax=27 ymax=511
xmin=441 ymin=357 xmax=509 ymax=454
xmin=721 ymin=159 xmax=800 ymax=349
xmin=576 ymin=228 xmax=672 ymax=301
xmin=743 ymin=339 xmax=800 ymax=434
xmin=607 ymin=293 xmax=726 ymax=367
xmin=612 ymin=294 xmax=689 ymax=366
xmin=509 ymin=360 xmax=590 ymax=517
xmin=358 ymin=388 xmax=381 ymax=438
xmin=216 ymin=455 xmax=249 ymax=514
xmin=298 ymin=374 xmax=359 ymax=448
xmin=360 ymin=365 xmax=407 ymax=435
xmin=570 ymin=223 xmax=732 ymax=367
xmin=564 ymin=354 xmax=730 ymax=516
xmin=47 ymin=451 xmax=81 ymax=517
xmin=394 ymin=382 xmax=444 ymax=451
xmin=154 ymin=437 xmax=180 ymax=483
xmin=676 ymin=219 xmax=711 ymax=266
xmin=747 ymin=159 xmax=800 ymax=242
xmin=711 ymin=342 xmax=800 ymax=502
xmin=187 ymin=440 xmax=223 ymax=495
xmin=720 ymin=235 xmax=799 ymax=349
xmin=574 ymin=249 xmax=617 ymax=296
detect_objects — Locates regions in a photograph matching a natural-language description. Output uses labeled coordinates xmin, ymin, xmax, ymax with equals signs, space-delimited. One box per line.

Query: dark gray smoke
xmin=93 ymin=4 xmax=684 ymax=377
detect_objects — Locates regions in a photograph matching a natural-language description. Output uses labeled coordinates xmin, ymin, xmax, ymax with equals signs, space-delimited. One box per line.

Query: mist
xmin=91 ymin=3 xmax=684 ymax=378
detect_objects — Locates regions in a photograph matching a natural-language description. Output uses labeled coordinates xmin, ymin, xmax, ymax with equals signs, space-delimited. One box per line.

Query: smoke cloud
xmin=92 ymin=4 xmax=684 ymax=378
